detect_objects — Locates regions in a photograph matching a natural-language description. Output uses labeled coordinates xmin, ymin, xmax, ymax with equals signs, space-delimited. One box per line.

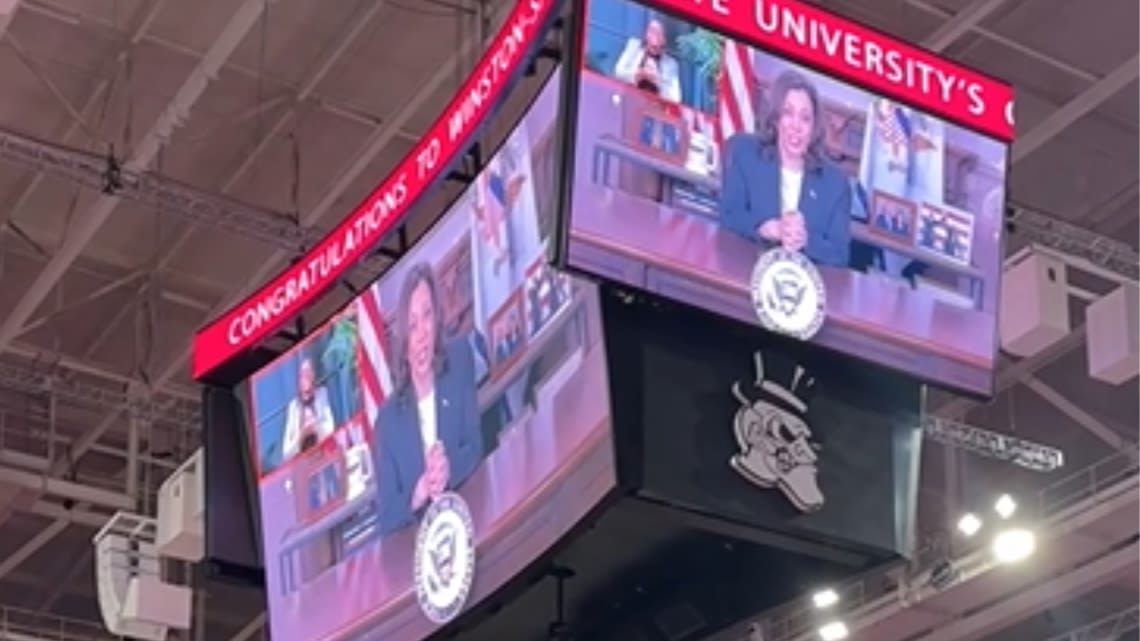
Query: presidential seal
xmin=414 ymin=492 xmax=476 ymax=624
xmin=749 ymin=248 xmax=826 ymax=341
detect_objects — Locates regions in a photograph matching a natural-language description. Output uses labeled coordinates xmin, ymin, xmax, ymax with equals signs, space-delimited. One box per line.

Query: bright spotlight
xmin=818 ymin=620 xmax=849 ymax=641
xmin=812 ymin=588 xmax=839 ymax=609
xmin=994 ymin=494 xmax=1017 ymax=519
xmin=991 ymin=527 xmax=1036 ymax=564
xmin=957 ymin=512 xmax=983 ymax=537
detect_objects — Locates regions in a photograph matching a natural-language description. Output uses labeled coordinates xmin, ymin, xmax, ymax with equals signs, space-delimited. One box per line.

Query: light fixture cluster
xmin=956 ymin=493 xmax=1037 ymax=565
xmin=805 ymin=494 xmax=1038 ymax=640
xmin=811 ymin=588 xmax=848 ymax=641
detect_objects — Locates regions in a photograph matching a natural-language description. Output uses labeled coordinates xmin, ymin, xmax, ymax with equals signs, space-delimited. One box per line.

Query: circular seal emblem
xmin=414 ymin=492 xmax=476 ymax=624
xmin=749 ymin=248 xmax=827 ymax=341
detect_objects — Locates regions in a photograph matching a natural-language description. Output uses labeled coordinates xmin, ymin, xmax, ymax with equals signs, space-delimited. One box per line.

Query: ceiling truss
xmin=0 ymin=0 xmax=1132 ymax=641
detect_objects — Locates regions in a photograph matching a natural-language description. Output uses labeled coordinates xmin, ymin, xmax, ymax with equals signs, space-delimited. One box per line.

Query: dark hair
xmin=757 ymin=69 xmax=827 ymax=171
xmin=392 ymin=262 xmax=448 ymax=398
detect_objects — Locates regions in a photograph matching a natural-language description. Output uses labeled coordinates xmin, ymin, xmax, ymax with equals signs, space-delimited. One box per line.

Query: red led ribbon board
xmin=645 ymin=0 xmax=1014 ymax=141
xmin=192 ymin=0 xmax=1015 ymax=380
xmin=191 ymin=0 xmax=553 ymax=380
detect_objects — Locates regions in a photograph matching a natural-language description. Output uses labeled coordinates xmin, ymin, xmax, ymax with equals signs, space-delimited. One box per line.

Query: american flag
xmin=876 ymin=99 xmax=912 ymax=159
xmin=717 ymin=39 xmax=756 ymax=142
xmin=356 ymin=284 xmax=394 ymax=428
xmin=474 ymin=171 xmax=510 ymax=273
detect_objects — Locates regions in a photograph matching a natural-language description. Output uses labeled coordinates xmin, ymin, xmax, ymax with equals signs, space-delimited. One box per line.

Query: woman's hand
xmin=426 ymin=443 xmax=451 ymax=496
xmin=412 ymin=472 xmax=432 ymax=511
xmin=757 ymin=212 xmax=807 ymax=252
xmin=780 ymin=211 xmax=808 ymax=252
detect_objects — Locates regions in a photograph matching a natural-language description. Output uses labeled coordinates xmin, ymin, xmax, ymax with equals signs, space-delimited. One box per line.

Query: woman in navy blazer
xmin=719 ymin=70 xmax=851 ymax=268
xmin=374 ymin=262 xmax=484 ymax=534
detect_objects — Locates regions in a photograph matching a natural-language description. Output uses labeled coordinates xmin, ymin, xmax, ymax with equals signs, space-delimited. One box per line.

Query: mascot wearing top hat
xmin=730 ymin=351 xmax=825 ymax=512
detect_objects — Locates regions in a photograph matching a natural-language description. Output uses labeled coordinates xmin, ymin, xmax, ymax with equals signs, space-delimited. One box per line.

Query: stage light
xmin=957 ymin=512 xmax=983 ymax=537
xmin=812 ymin=588 xmax=839 ymax=609
xmin=991 ymin=527 xmax=1036 ymax=564
xmin=818 ymin=620 xmax=849 ymax=641
xmin=994 ymin=494 xmax=1017 ymax=519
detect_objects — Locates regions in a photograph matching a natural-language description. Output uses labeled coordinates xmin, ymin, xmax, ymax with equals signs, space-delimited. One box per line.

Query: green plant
xmin=323 ymin=316 xmax=360 ymax=379
xmin=676 ymin=29 xmax=723 ymax=85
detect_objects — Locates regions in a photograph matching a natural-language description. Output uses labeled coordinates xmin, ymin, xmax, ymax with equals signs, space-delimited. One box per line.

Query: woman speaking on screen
xmin=374 ymin=263 xmax=484 ymax=534
xmin=718 ymin=69 xmax=851 ymax=268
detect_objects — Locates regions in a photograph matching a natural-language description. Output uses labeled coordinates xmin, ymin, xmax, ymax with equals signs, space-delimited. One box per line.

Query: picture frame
xmin=629 ymin=104 xmax=689 ymax=164
xmin=522 ymin=257 xmax=572 ymax=338
xmin=292 ymin=439 xmax=348 ymax=525
xmin=437 ymin=239 xmax=474 ymax=337
xmin=915 ymin=202 xmax=975 ymax=265
xmin=868 ymin=190 xmax=919 ymax=244
xmin=487 ymin=292 xmax=528 ymax=377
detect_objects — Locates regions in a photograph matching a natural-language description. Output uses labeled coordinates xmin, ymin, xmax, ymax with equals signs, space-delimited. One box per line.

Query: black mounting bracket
xmin=446 ymin=143 xmax=484 ymax=185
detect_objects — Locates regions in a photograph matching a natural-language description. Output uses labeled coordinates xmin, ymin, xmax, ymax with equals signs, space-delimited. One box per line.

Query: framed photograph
xmin=915 ymin=203 xmax=975 ymax=265
xmin=487 ymin=292 xmax=527 ymax=376
xmin=523 ymin=258 xmax=572 ymax=338
xmin=292 ymin=441 xmax=347 ymax=525
xmin=437 ymin=239 xmax=474 ymax=337
xmin=630 ymin=105 xmax=688 ymax=163
xmin=869 ymin=190 xmax=918 ymax=244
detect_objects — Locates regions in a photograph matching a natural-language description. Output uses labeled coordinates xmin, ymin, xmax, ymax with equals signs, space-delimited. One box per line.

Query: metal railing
xmin=749 ymin=446 xmax=1140 ymax=641
xmin=1039 ymin=604 xmax=1139 ymax=641
xmin=0 ymin=605 xmax=115 ymax=641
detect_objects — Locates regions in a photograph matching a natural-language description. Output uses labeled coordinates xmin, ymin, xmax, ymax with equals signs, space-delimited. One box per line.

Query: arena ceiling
xmin=0 ymin=0 xmax=1134 ymax=641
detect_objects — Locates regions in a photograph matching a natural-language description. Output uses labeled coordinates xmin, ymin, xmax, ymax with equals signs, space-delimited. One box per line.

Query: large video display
xmin=244 ymin=68 xmax=614 ymax=641
xmin=562 ymin=0 xmax=1012 ymax=395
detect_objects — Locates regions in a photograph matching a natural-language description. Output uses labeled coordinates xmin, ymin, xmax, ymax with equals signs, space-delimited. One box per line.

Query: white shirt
xmin=281 ymin=387 xmax=336 ymax=462
xmin=417 ymin=389 xmax=439 ymax=451
xmin=780 ymin=166 xmax=804 ymax=214
xmin=613 ymin=38 xmax=683 ymax=104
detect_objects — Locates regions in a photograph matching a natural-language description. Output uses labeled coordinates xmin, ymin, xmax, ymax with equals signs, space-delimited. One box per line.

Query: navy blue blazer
xmin=373 ymin=336 xmax=484 ymax=534
xmin=718 ymin=134 xmax=852 ymax=267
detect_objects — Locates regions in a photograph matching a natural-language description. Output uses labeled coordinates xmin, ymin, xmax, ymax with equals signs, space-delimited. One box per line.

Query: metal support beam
xmin=1007 ymin=208 xmax=1139 ymax=281
xmin=1023 ymin=377 xmax=1132 ymax=450
xmin=225 ymin=613 xmax=267 ymax=641
xmin=913 ymin=540 xmax=1139 ymax=641
xmin=0 ymin=0 xmax=21 ymax=40
xmin=0 ymin=0 xmax=166 ymax=232
xmin=219 ymin=1 xmax=390 ymax=193
xmin=0 ymin=0 xmax=274 ymax=573
xmin=0 ymin=464 xmax=133 ymax=510
xmin=0 ymin=605 xmax=116 ymax=641
xmin=0 ymin=0 xmax=277 ymax=357
xmin=1039 ymin=604 xmax=1139 ymax=641
xmin=0 ymin=359 xmax=199 ymax=430
xmin=155 ymin=0 xmax=518 ymax=403
xmin=1013 ymin=54 xmax=1140 ymax=163
xmin=908 ymin=0 xmax=1099 ymax=83
xmin=5 ymin=342 xmax=199 ymax=402
xmin=125 ymin=386 xmax=144 ymax=503
xmin=0 ymin=519 xmax=67 ymax=580
xmin=25 ymin=499 xmax=111 ymax=528
xmin=21 ymin=0 xmax=422 ymax=145
xmin=79 ymin=0 xmax=398 ymax=345
xmin=0 ymin=127 xmax=316 ymax=251
xmin=921 ymin=0 xmax=1009 ymax=52
xmin=921 ymin=415 xmax=1064 ymax=471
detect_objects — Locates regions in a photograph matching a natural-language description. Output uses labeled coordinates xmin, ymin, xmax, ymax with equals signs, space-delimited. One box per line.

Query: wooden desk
xmin=566 ymin=180 xmax=995 ymax=392
xmin=590 ymin=133 xmax=987 ymax=309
